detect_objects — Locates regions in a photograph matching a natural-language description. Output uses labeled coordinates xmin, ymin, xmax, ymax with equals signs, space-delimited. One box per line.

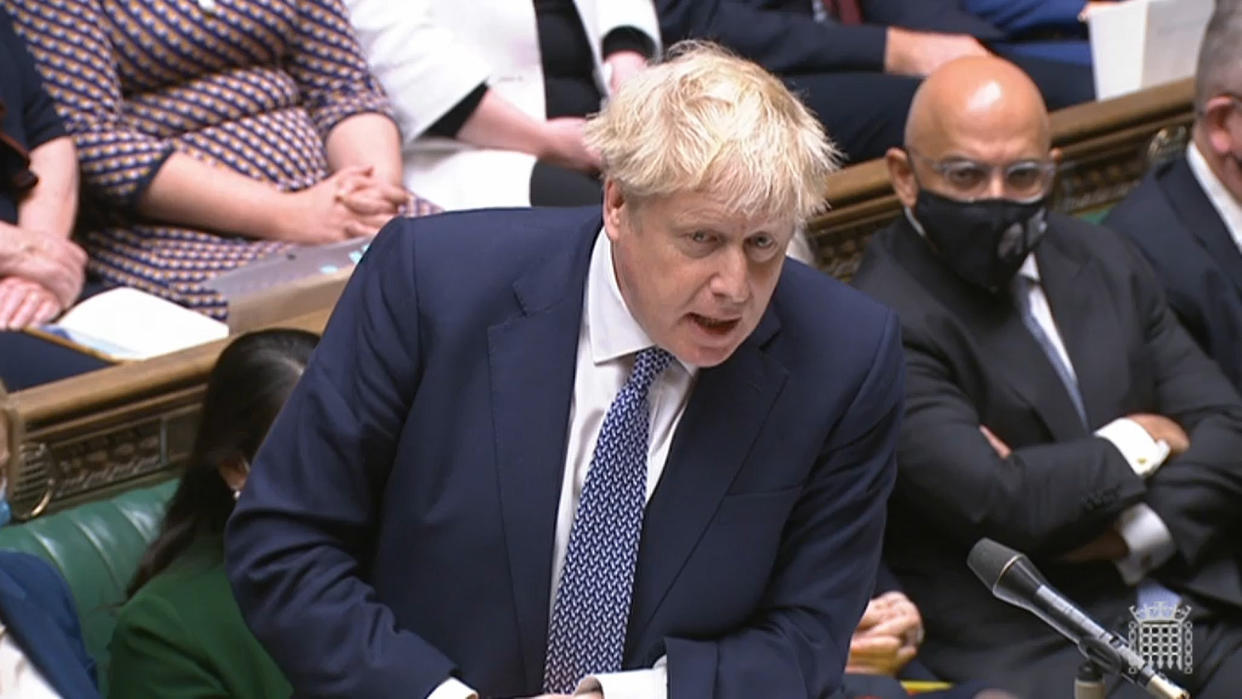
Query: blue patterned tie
xmin=1013 ymin=275 xmax=1089 ymax=427
xmin=543 ymin=347 xmax=675 ymax=693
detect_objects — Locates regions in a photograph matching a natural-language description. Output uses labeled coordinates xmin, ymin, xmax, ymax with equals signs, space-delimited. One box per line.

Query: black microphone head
xmin=967 ymin=537 xmax=1021 ymax=588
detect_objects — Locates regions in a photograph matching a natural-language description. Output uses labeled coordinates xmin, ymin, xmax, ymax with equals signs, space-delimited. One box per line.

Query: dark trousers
xmin=0 ymin=331 xmax=109 ymax=391
xmin=784 ymin=72 xmax=921 ymax=165
xmin=529 ymin=161 xmax=602 ymax=207
xmin=1000 ymin=51 xmax=1096 ymax=111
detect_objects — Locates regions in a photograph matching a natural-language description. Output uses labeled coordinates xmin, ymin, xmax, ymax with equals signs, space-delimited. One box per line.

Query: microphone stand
xmin=1074 ymin=660 xmax=1107 ymax=699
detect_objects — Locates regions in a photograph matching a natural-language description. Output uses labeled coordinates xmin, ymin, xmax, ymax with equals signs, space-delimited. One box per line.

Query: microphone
xmin=967 ymin=538 xmax=1189 ymax=699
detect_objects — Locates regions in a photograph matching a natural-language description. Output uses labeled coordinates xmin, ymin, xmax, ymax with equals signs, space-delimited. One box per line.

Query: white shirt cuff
xmin=577 ymin=656 xmax=667 ymax=699
xmin=427 ymin=677 xmax=477 ymax=699
xmin=1095 ymin=418 xmax=1170 ymax=478
xmin=1113 ymin=504 xmax=1177 ymax=585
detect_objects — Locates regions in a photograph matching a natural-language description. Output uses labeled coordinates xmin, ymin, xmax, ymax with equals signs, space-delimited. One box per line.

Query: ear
xmin=886 ymin=147 xmax=919 ymax=210
xmin=603 ymin=178 xmax=627 ymax=244
xmin=217 ymin=454 xmax=249 ymax=494
xmin=1201 ymin=98 xmax=1237 ymax=157
xmin=1049 ymin=147 xmax=1063 ymax=166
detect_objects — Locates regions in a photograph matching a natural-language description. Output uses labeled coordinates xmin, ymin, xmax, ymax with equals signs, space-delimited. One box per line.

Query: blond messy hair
xmin=585 ymin=41 xmax=841 ymax=223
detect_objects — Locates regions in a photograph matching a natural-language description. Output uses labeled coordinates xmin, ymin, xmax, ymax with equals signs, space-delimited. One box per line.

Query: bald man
xmin=853 ymin=56 xmax=1242 ymax=697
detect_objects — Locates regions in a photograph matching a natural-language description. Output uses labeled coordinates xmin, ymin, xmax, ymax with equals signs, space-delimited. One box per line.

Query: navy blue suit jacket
xmin=226 ymin=207 xmax=903 ymax=698
xmin=0 ymin=551 xmax=98 ymax=699
xmin=1105 ymin=155 xmax=1242 ymax=393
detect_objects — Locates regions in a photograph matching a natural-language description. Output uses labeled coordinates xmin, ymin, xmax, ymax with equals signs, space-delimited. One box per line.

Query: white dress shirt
xmin=431 ymin=230 xmax=695 ymax=699
xmin=0 ymin=620 xmax=59 ymax=698
xmin=1186 ymin=141 xmax=1242 ymax=253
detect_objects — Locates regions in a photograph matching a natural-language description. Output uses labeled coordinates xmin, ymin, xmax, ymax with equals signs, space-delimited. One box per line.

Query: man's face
xmin=603 ymin=182 xmax=793 ymax=367
xmin=1199 ymin=94 xmax=1242 ymax=202
xmin=887 ymin=87 xmax=1056 ymax=208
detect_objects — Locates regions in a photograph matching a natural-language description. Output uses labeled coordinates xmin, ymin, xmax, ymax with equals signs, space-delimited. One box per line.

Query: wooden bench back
xmin=0 ymin=78 xmax=1197 ymax=519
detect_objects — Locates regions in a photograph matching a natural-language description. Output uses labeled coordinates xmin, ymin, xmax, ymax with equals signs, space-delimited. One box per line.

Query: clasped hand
xmin=279 ymin=166 xmax=411 ymax=244
xmin=846 ymin=591 xmax=924 ymax=676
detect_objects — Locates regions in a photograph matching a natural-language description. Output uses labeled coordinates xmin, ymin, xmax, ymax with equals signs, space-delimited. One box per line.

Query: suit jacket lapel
xmin=0 ymin=572 xmax=95 ymax=698
xmin=1163 ymin=156 xmax=1242 ymax=295
xmin=1036 ymin=231 xmax=1130 ymax=429
xmin=488 ymin=215 xmax=597 ymax=688
xmin=626 ymin=311 xmax=787 ymax=649
xmin=886 ymin=219 xmax=1088 ymax=440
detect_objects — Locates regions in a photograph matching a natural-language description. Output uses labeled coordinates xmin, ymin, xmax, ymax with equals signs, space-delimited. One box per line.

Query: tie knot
xmin=630 ymin=347 xmax=675 ymax=393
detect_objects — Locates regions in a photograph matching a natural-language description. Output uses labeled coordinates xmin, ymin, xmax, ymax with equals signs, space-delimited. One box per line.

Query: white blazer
xmin=346 ymin=0 xmax=661 ymax=210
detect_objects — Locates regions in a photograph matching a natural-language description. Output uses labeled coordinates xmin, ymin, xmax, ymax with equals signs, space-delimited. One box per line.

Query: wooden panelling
xmin=0 ymin=79 xmax=1198 ymax=519
xmin=1 ymin=309 xmax=331 ymax=519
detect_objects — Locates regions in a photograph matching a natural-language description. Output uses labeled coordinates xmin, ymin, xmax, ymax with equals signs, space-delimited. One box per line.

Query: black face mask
xmin=912 ymin=189 xmax=1049 ymax=293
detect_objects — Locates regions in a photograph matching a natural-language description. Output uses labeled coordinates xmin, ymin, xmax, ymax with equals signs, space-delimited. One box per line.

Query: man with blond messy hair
xmin=227 ymin=43 xmax=904 ymax=699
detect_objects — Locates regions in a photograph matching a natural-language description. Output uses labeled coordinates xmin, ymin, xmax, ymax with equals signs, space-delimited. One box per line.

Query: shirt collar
xmin=586 ymin=229 xmax=696 ymax=373
xmin=1017 ymin=252 xmax=1039 ymax=283
xmin=1186 ymin=141 xmax=1242 ymax=253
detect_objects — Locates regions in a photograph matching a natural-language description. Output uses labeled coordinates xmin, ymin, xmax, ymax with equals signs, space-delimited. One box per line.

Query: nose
xmin=985 ymin=170 xmax=1007 ymax=199
xmin=709 ymin=247 xmax=750 ymax=305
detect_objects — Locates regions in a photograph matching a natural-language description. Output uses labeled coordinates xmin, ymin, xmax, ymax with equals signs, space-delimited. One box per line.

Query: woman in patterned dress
xmin=5 ymin=0 xmax=429 ymax=318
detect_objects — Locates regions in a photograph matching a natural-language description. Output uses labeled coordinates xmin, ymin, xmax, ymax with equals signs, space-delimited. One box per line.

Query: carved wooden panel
xmin=3 ymin=308 xmax=330 ymax=519
xmin=12 ymin=397 xmax=202 ymax=520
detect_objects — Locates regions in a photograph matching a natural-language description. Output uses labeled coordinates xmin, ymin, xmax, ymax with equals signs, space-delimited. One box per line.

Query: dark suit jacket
xmin=657 ymin=0 xmax=888 ymax=74
xmin=0 ymin=551 xmax=98 ymax=699
xmin=852 ymin=215 xmax=1242 ymax=689
xmin=656 ymin=0 xmax=1098 ymax=105
xmin=1105 ymin=154 xmax=1242 ymax=393
xmin=657 ymin=0 xmax=998 ymax=75
xmin=226 ymin=207 xmax=905 ymax=698
xmin=0 ymin=6 xmax=66 ymax=224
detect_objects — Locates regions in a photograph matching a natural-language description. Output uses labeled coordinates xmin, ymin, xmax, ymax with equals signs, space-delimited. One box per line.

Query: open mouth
xmin=690 ymin=313 xmax=741 ymax=336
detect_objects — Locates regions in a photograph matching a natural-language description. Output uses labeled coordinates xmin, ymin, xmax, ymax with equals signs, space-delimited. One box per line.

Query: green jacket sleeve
xmin=109 ymin=595 xmax=229 ymax=699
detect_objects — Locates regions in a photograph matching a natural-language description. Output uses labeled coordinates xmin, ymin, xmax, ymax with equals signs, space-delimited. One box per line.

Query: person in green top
xmin=109 ymin=329 xmax=318 ymax=699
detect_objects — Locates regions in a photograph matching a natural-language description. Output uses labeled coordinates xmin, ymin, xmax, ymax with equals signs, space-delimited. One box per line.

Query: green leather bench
xmin=0 ymin=480 xmax=176 ymax=696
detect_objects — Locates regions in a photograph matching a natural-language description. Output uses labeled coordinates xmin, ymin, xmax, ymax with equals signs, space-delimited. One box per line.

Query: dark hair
xmin=127 ymin=329 xmax=318 ymax=597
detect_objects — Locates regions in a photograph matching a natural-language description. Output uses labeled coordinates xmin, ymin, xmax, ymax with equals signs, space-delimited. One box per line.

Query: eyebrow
xmin=936 ymin=155 xmax=1049 ymax=169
